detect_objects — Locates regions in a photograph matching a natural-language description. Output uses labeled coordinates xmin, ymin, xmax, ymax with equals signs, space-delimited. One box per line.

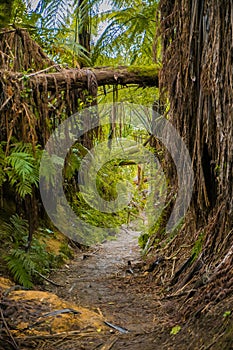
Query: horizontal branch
xmin=4 ymin=66 xmax=159 ymax=93
xmin=90 ymin=66 xmax=159 ymax=87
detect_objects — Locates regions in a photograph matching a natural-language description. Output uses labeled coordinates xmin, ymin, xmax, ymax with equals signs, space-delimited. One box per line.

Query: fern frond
xmin=93 ymin=0 xmax=158 ymax=65
xmin=7 ymin=153 xmax=35 ymax=180
xmin=43 ymin=0 xmax=73 ymax=28
xmin=4 ymin=249 xmax=35 ymax=288
xmin=16 ymin=181 xmax=35 ymax=198
xmin=57 ymin=39 xmax=92 ymax=64
xmin=2 ymin=214 xmax=28 ymax=244
xmin=6 ymin=143 xmax=40 ymax=198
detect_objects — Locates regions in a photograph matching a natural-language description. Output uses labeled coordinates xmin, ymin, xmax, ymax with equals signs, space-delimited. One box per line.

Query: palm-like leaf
xmin=56 ymin=38 xmax=92 ymax=65
xmin=93 ymin=1 xmax=158 ymax=64
xmin=43 ymin=0 xmax=73 ymax=28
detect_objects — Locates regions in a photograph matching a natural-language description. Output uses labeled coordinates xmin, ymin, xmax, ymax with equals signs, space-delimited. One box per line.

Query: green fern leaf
xmin=2 ymin=214 xmax=29 ymax=244
xmin=5 ymin=143 xmax=40 ymax=198
xmin=4 ymin=249 xmax=35 ymax=288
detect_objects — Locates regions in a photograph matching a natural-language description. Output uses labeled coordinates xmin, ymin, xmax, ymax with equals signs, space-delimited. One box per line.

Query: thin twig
xmin=202 ymin=331 xmax=226 ymax=350
xmin=22 ymin=329 xmax=100 ymax=340
xmin=100 ymin=336 xmax=119 ymax=350
xmin=171 ymin=258 xmax=176 ymax=278
xmin=18 ymin=64 xmax=63 ymax=80
xmin=97 ymin=307 xmax=104 ymax=318
xmin=0 ymin=95 xmax=13 ymax=111
xmin=35 ymin=271 xmax=64 ymax=287
xmin=0 ymin=306 xmax=19 ymax=349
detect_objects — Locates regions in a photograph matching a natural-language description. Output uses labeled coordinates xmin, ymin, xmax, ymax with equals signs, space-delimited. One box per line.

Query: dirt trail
xmin=43 ymin=225 xmax=167 ymax=349
xmin=39 ymin=225 xmax=233 ymax=350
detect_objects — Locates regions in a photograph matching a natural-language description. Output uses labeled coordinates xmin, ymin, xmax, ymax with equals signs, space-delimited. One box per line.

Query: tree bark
xmin=158 ymin=0 xmax=233 ymax=314
xmin=5 ymin=66 xmax=159 ymax=92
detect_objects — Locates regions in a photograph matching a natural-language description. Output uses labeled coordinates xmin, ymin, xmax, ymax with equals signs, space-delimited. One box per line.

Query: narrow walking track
xmin=5 ymin=224 xmax=225 ymax=349
xmin=43 ymin=226 xmax=169 ymax=349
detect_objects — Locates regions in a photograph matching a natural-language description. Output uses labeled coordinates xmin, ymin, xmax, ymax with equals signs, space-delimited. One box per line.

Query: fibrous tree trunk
xmin=158 ymin=0 xmax=233 ymax=315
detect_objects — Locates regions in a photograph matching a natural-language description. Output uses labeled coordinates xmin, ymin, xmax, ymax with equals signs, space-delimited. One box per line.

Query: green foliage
xmin=223 ymin=311 xmax=231 ymax=318
xmin=3 ymin=214 xmax=34 ymax=287
xmin=51 ymin=37 xmax=92 ymax=66
xmin=4 ymin=142 xmax=40 ymax=198
xmin=98 ymin=85 xmax=159 ymax=108
xmin=16 ymin=0 xmax=160 ymax=67
xmin=39 ymin=0 xmax=71 ymax=29
xmin=0 ymin=0 xmax=163 ymax=260
xmin=0 ymin=0 xmax=38 ymax=28
xmin=191 ymin=232 xmax=204 ymax=261
xmin=2 ymin=214 xmax=70 ymax=287
xmin=63 ymin=142 xmax=139 ymax=243
xmin=93 ymin=0 xmax=158 ymax=65
xmin=4 ymin=248 xmax=36 ymax=288
xmin=59 ymin=242 xmax=74 ymax=259
xmin=0 ymin=0 xmax=15 ymax=27
xmin=138 ymin=232 xmax=149 ymax=249
xmin=30 ymin=0 xmax=95 ymax=66
xmin=72 ymin=191 xmax=128 ymax=228
xmin=170 ymin=325 xmax=181 ymax=335
xmin=63 ymin=146 xmax=83 ymax=180
xmin=2 ymin=214 xmax=29 ymax=245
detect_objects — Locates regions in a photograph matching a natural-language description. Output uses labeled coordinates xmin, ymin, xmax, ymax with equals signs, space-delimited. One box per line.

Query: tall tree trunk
xmin=158 ymin=0 xmax=233 ymax=312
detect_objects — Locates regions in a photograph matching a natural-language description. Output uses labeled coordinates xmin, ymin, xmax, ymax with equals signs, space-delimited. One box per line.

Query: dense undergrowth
xmin=0 ymin=212 xmax=73 ymax=288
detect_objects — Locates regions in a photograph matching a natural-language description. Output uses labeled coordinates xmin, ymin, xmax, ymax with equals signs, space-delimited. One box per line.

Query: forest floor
xmin=42 ymin=225 xmax=167 ymax=349
xmin=1 ymin=224 xmax=233 ymax=349
xmin=39 ymin=224 xmax=233 ymax=350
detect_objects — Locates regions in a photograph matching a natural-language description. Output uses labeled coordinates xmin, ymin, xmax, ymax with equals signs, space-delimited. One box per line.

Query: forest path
xmin=43 ymin=225 xmax=167 ymax=349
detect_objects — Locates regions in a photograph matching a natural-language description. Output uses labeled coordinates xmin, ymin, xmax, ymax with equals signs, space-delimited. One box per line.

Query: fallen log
xmin=3 ymin=65 xmax=159 ymax=93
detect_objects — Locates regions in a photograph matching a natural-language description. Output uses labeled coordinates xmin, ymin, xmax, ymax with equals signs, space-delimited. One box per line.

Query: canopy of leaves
xmin=0 ymin=0 xmax=159 ymax=67
xmin=93 ymin=0 xmax=158 ymax=65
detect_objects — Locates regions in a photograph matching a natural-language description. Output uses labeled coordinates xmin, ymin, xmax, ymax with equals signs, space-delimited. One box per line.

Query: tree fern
xmin=34 ymin=0 xmax=73 ymax=28
xmin=93 ymin=0 xmax=158 ymax=65
xmin=46 ymin=0 xmax=72 ymax=28
xmin=55 ymin=38 xmax=92 ymax=66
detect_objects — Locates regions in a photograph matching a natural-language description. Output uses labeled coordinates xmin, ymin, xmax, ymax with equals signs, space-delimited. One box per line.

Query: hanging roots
xmin=0 ymin=28 xmax=98 ymax=149
xmin=153 ymin=0 xmax=233 ymax=314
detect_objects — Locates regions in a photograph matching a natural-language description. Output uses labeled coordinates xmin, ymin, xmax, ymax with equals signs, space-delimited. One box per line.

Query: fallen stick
xmin=100 ymin=336 xmax=119 ymax=350
xmin=35 ymin=271 xmax=64 ymax=287
xmin=104 ymin=321 xmax=129 ymax=334
xmin=0 ymin=306 xmax=19 ymax=349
